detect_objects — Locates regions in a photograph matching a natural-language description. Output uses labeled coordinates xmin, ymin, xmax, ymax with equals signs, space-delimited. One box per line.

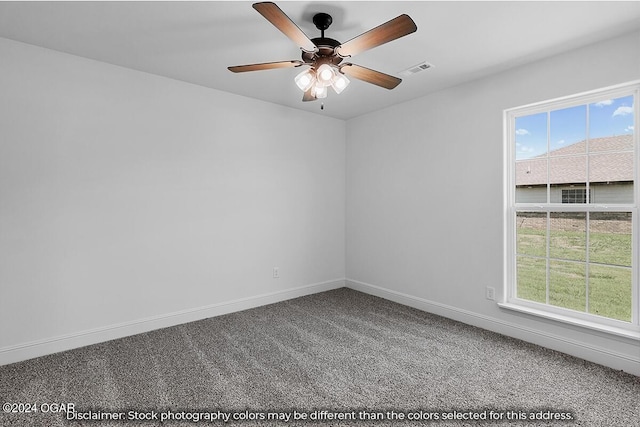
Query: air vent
xmin=398 ymin=61 xmax=433 ymax=77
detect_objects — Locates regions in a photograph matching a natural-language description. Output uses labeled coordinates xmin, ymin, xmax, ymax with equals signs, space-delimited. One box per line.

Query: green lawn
xmin=517 ymin=227 xmax=632 ymax=266
xmin=516 ymin=227 xmax=632 ymax=322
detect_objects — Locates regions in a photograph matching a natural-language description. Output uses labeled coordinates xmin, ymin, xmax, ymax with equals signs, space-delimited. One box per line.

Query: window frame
xmin=503 ymin=81 xmax=640 ymax=338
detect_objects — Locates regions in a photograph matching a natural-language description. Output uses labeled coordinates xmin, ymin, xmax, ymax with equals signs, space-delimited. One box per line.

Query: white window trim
xmin=498 ymin=302 xmax=639 ymax=340
xmin=503 ymin=81 xmax=640 ymax=339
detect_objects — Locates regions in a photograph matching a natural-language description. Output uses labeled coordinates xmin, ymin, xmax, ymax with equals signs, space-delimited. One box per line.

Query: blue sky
xmin=515 ymin=95 xmax=635 ymax=160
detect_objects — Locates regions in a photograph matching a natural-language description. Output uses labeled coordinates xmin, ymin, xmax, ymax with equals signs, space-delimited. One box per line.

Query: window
xmin=504 ymin=81 xmax=639 ymax=336
xmin=561 ymin=188 xmax=589 ymax=204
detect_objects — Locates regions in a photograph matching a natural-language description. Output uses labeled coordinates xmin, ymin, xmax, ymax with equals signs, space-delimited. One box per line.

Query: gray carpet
xmin=1 ymin=288 xmax=638 ymax=426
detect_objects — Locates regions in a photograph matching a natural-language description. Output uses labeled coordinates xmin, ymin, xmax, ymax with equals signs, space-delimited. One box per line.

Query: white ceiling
xmin=1 ymin=1 xmax=639 ymax=120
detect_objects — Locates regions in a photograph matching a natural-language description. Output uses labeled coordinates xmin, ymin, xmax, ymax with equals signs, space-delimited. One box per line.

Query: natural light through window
xmin=504 ymin=82 xmax=639 ymax=335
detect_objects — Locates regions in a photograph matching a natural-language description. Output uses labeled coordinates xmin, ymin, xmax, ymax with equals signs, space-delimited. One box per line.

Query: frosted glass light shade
xmin=312 ymin=85 xmax=327 ymax=99
xmin=316 ymin=64 xmax=334 ymax=85
xmin=331 ymin=73 xmax=350 ymax=94
xmin=294 ymin=69 xmax=315 ymax=91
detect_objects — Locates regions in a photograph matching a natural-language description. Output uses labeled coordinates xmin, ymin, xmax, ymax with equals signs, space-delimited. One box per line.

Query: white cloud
xmin=625 ymin=125 xmax=635 ymax=132
xmin=515 ymin=128 xmax=530 ymax=136
xmin=613 ymin=105 xmax=633 ymax=117
xmin=556 ymin=139 xmax=565 ymax=145
xmin=518 ymin=146 xmax=534 ymax=153
xmin=594 ymin=99 xmax=614 ymax=107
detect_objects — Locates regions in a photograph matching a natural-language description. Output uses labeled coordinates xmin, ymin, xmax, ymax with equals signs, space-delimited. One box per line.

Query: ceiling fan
xmin=228 ymin=2 xmax=417 ymax=102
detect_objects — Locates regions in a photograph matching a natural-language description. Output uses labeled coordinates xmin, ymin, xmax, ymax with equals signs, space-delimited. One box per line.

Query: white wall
xmin=2 ymin=29 xmax=638 ymax=374
xmin=346 ymin=31 xmax=640 ymax=375
xmin=0 ymin=38 xmax=346 ymax=364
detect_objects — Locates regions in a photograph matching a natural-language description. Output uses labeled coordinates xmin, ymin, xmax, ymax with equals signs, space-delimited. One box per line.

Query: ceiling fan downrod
xmin=312 ymin=12 xmax=332 ymax=39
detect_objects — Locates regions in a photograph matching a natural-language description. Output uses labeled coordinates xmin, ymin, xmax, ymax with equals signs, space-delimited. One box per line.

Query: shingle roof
xmin=516 ymin=135 xmax=634 ymax=186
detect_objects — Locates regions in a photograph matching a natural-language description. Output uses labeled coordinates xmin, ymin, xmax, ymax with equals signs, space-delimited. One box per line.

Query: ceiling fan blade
xmin=339 ymin=63 xmax=402 ymax=89
xmin=228 ymin=60 xmax=304 ymax=73
xmin=336 ymin=14 xmax=417 ymax=58
xmin=253 ymin=2 xmax=317 ymax=53
xmin=302 ymin=88 xmax=317 ymax=102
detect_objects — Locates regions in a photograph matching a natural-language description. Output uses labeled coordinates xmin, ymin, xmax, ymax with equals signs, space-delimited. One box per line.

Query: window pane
xmin=516 ymin=159 xmax=547 ymax=203
xmin=549 ymin=260 xmax=586 ymax=312
xmin=589 ymin=212 xmax=632 ymax=267
xmin=549 ymin=212 xmax=586 ymax=261
xmin=549 ymin=156 xmax=586 ymax=185
xmin=515 ymin=112 xmax=548 ymax=204
xmin=549 ymin=154 xmax=587 ymax=202
xmin=516 ymin=212 xmax=546 ymax=257
xmin=588 ymin=96 xmax=634 ymax=204
xmin=515 ymin=112 xmax=548 ymax=160
xmin=588 ymin=265 xmax=632 ymax=322
xmin=550 ymin=105 xmax=586 ymax=154
xmin=517 ymin=256 xmax=546 ymax=303
xmin=589 ymin=153 xmax=633 ymax=204
xmin=588 ymin=95 xmax=634 ymax=144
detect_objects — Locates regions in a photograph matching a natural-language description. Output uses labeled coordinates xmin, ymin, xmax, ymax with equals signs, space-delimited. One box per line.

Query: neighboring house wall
xmin=592 ymin=182 xmax=634 ymax=203
xmin=516 ymin=186 xmax=547 ymax=203
xmin=516 ymin=182 xmax=633 ymax=203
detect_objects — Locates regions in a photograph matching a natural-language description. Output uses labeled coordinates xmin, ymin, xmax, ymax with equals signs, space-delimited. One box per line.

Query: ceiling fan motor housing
xmin=303 ymin=13 xmax=343 ymax=66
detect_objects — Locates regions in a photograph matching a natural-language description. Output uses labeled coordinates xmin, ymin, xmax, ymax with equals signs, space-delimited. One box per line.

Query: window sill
xmin=498 ymin=302 xmax=640 ymax=341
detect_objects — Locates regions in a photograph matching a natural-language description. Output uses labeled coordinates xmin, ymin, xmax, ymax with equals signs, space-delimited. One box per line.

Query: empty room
xmin=1 ymin=1 xmax=639 ymax=426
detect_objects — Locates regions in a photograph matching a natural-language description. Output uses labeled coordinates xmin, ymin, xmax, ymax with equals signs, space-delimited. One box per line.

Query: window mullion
xmin=546 ymin=211 xmax=550 ymax=305
xmin=586 ymin=103 xmax=591 ymax=204
xmin=585 ymin=104 xmax=590 ymax=314
xmin=546 ymin=111 xmax=551 ymax=205
xmin=586 ymin=211 xmax=590 ymax=314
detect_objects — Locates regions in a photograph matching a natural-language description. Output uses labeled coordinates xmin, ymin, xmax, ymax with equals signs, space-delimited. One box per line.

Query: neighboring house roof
xmin=516 ymin=134 xmax=634 ymax=186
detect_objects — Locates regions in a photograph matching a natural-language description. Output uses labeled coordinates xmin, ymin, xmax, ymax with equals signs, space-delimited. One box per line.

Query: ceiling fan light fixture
xmin=312 ymin=85 xmax=328 ymax=99
xmin=316 ymin=64 xmax=335 ymax=85
xmin=331 ymin=73 xmax=350 ymax=94
xmin=295 ymin=69 xmax=315 ymax=91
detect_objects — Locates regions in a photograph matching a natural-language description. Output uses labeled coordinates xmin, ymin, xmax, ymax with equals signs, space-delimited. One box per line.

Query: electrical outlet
xmin=486 ymin=286 xmax=495 ymax=301
xmin=273 ymin=267 xmax=280 ymax=279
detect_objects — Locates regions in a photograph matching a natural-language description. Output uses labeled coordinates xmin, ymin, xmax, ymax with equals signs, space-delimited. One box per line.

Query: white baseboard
xmin=0 ymin=278 xmax=345 ymax=366
xmin=346 ymin=279 xmax=640 ymax=377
